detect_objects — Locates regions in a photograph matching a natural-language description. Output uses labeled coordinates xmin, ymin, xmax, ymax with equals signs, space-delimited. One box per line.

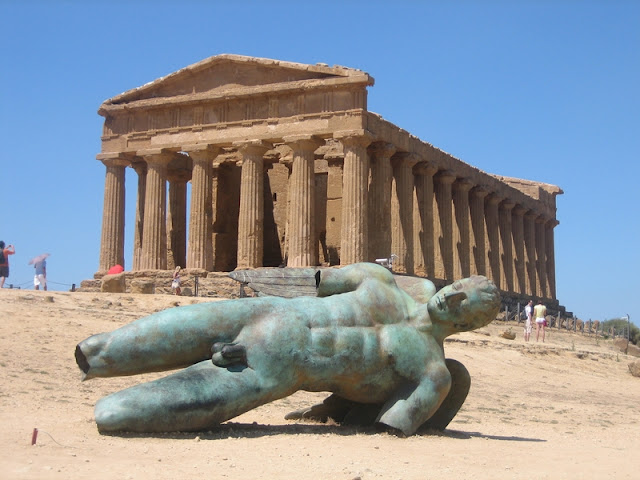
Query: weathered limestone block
xmin=130 ymin=279 xmax=155 ymax=294
xmin=629 ymin=360 xmax=640 ymax=378
xmin=614 ymin=338 xmax=640 ymax=357
xmin=101 ymin=273 xmax=125 ymax=293
xmin=499 ymin=328 xmax=516 ymax=340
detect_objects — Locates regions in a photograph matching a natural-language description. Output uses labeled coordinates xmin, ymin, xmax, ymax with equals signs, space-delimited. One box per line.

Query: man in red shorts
xmin=0 ymin=241 xmax=16 ymax=288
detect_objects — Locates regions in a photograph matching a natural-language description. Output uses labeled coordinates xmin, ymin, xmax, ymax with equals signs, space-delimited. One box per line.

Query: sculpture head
xmin=427 ymin=276 xmax=500 ymax=334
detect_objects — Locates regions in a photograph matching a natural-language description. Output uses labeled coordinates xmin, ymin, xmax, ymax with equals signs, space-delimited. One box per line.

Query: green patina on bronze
xmin=75 ymin=262 xmax=500 ymax=436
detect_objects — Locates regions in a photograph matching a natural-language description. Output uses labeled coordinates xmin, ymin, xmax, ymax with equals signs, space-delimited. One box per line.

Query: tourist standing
xmin=534 ymin=300 xmax=547 ymax=342
xmin=0 ymin=241 xmax=16 ymax=288
xmin=524 ymin=300 xmax=533 ymax=342
xmin=33 ymin=258 xmax=47 ymax=291
xmin=172 ymin=266 xmax=182 ymax=296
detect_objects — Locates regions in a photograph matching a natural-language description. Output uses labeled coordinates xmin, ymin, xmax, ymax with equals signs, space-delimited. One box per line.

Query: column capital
xmin=182 ymin=144 xmax=221 ymax=163
xmin=137 ymin=149 xmax=175 ymax=166
xmin=413 ymin=161 xmax=438 ymax=177
xmin=136 ymin=147 xmax=173 ymax=156
xmin=524 ymin=209 xmax=538 ymax=220
xmin=233 ymin=139 xmax=271 ymax=157
xmin=500 ymin=199 xmax=516 ymax=211
xmin=485 ymin=192 xmax=504 ymax=205
xmin=368 ymin=141 xmax=397 ymax=159
xmin=513 ymin=204 xmax=528 ymax=216
xmin=546 ymin=218 xmax=560 ymax=227
xmin=282 ymin=134 xmax=321 ymax=151
xmin=97 ymin=152 xmax=133 ymax=168
xmin=391 ymin=152 xmax=420 ymax=169
xmin=434 ymin=170 xmax=456 ymax=185
xmin=470 ymin=186 xmax=489 ymax=199
xmin=334 ymin=129 xmax=374 ymax=148
xmin=167 ymin=168 xmax=191 ymax=184
xmin=453 ymin=178 xmax=474 ymax=192
xmin=535 ymin=214 xmax=549 ymax=224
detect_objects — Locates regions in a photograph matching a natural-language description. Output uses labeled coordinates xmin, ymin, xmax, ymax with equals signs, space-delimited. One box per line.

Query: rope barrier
xmin=47 ymin=280 xmax=74 ymax=287
xmin=2 ymin=279 xmax=75 ymax=290
xmin=31 ymin=428 xmax=74 ymax=448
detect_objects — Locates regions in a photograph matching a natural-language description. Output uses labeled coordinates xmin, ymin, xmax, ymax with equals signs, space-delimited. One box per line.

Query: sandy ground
xmin=1 ymin=288 xmax=638 ymax=480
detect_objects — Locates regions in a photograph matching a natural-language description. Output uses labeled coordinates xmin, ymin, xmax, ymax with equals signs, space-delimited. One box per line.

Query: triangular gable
xmin=101 ymin=54 xmax=373 ymax=109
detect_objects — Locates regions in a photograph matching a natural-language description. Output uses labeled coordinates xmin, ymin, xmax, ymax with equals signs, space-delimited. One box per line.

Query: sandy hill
xmin=1 ymin=289 xmax=638 ymax=480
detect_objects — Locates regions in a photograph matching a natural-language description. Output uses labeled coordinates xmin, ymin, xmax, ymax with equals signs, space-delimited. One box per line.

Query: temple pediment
xmin=99 ymin=54 xmax=373 ymax=114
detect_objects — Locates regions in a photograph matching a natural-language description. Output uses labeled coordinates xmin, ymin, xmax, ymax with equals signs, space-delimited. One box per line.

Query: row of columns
xmin=98 ymin=133 xmax=558 ymax=299
xmin=365 ymin=142 xmax=558 ymax=299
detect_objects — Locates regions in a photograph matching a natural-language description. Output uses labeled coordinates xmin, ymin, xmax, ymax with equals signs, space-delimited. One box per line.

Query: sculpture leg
xmin=94 ymin=360 xmax=287 ymax=433
xmin=75 ymin=300 xmax=265 ymax=379
xmin=417 ymin=358 xmax=470 ymax=432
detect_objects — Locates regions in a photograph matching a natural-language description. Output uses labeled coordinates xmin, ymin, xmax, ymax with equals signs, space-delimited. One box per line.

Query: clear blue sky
xmin=1 ymin=1 xmax=638 ymax=325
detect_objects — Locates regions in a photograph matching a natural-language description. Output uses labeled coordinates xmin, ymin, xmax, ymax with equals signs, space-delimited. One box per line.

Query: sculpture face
xmin=427 ymin=277 xmax=499 ymax=333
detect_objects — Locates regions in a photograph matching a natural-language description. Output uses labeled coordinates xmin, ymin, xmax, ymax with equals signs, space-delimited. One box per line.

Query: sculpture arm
xmin=316 ymin=263 xmax=395 ymax=297
xmin=376 ymin=364 xmax=452 ymax=436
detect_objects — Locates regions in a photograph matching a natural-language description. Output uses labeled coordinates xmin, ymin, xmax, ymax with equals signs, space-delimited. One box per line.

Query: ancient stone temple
xmin=96 ymin=54 xmax=562 ymax=304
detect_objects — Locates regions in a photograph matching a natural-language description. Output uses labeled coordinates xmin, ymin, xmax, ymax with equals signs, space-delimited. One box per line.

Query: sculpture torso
xmin=232 ymin=274 xmax=442 ymax=404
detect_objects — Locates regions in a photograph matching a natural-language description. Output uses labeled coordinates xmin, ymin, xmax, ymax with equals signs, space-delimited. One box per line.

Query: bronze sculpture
xmin=76 ymin=262 xmax=499 ymax=436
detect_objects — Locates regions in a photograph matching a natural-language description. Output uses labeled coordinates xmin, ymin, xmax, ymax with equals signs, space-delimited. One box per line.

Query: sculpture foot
xmin=75 ymin=344 xmax=90 ymax=376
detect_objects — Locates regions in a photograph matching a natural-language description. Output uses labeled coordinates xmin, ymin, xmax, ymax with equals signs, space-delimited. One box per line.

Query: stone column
xmin=485 ymin=193 xmax=503 ymax=290
xmin=546 ymin=219 xmax=559 ymax=299
xmin=166 ymin=169 xmax=190 ymax=270
xmin=139 ymin=150 xmax=172 ymax=270
xmin=210 ymin=163 xmax=222 ymax=271
xmin=283 ymin=135 xmax=320 ymax=267
xmin=98 ymin=155 xmax=128 ymax=272
xmin=368 ymin=142 xmax=395 ymax=261
xmin=535 ymin=215 xmax=548 ymax=298
xmin=391 ymin=153 xmax=418 ymax=274
xmin=414 ymin=162 xmax=438 ymax=278
xmin=434 ymin=171 xmax=456 ymax=281
xmin=453 ymin=179 xmax=473 ymax=279
xmin=499 ymin=200 xmax=515 ymax=292
xmin=512 ymin=205 xmax=527 ymax=295
xmin=523 ymin=210 xmax=538 ymax=297
xmin=131 ymin=162 xmax=147 ymax=271
xmin=469 ymin=187 xmax=488 ymax=276
xmin=336 ymin=131 xmax=372 ymax=265
xmin=185 ymin=145 xmax=219 ymax=270
xmin=235 ymin=140 xmax=270 ymax=269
